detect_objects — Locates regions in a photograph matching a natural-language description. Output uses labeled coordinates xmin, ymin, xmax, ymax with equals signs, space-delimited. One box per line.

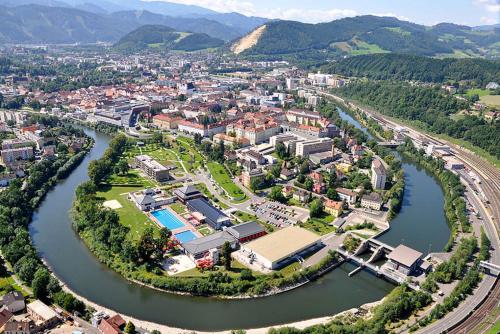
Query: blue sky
xmin=162 ymin=0 xmax=499 ymax=26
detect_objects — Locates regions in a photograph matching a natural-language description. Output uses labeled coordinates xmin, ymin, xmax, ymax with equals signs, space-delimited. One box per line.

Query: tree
xmin=240 ymin=269 xmax=254 ymax=281
xmin=14 ymin=256 xmax=39 ymax=284
xmin=124 ymin=321 xmax=136 ymax=334
xmin=326 ymin=188 xmax=339 ymax=200
xmin=222 ymin=241 xmax=232 ymax=270
xmin=268 ymin=186 xmax=286 ymax=203
xmin=116 ymin=160 xmax=129 ymax=175
xmin=328 ymin=169 xmax=337 ymax=188
xmin=88 ymin=159 xmax=109 ymax=185
xmin=304 ymin=177 xmax=314 ymax=191
xmin=309 ymin=198 xmax=324 ymax=218
xmin=32 ymin=268 xmax=50 ymax=300
xmin=275 ymin=142 xmax=288 ymax=159
xmin=152 ymin=132 xmax=163 ymax=144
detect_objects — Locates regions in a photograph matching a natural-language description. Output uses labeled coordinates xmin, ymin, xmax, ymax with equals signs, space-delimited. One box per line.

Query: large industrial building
xmin=241 ymin=226 xmax=322 ymax=270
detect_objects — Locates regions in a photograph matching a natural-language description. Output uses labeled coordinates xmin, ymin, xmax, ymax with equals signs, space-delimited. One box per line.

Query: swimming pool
xmin=174 ymin=230 xmax=198 ymax=244
xmin=151 ymin=209 xmax=185 ymax=230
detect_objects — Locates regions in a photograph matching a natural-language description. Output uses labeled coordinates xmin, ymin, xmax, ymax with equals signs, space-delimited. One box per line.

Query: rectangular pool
xmin=151 ymin=209 xmax=185 ymax=230
xmin=175 ymin=230 xmax=198 ymax=244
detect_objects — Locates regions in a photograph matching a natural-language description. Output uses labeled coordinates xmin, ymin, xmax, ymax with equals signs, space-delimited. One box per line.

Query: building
xmin=129 ymin=188 xmax=173 ymax=211
xmin=386 ymin=244 xmax=423 ymax=276
xmin=241 ymin=168 xmax=266 ymax=189
xmin=98 ymin=314 xmax=126 ymax=334
xmin=173 ymin=185 xmax=203 ymax=203
xmin=371 ymin=158 xmax=387 ymax=190
xmin=361 ymin=193 xmax=383 ymax=211
xmin=152 ymin=114 xmax=182 ymax=130
xmin=296 ymin=138 xmax=333 ymax=157
xmin=26 ymin=300 xmax=59 ymax=331
xmin=324 ymin=200 xmax=343 ymax=218
xmin=1 ymin=291 xmax=25 ymax=313
xmin=336 ymin=188 xmax=357 ymax=205
xmin=134 ymin=155 xmax=170 ymax=182
xmin=186 ymin=198 xmax=231 ymax=230
xmin=0 ymin=308 xmax=13 ymax=330
xmin=1 ymin=147 xmax=34 ymax=165
xmin=226 ymin=221 xmax=267 ymax=243
xmin=4 ymin=321 xmax=34 ymax=334
xmin=242 ymin=227 xmax=322 ymax=270
xmin=213 ymin=133 xmax=250 ymax=148
xmin=292 ymin=189 xmax=309 ymax=203
xmin=182 ymin=231 xmax=237 ymax=261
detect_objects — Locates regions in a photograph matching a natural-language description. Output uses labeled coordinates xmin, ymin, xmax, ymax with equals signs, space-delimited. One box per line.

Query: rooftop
xmin=244 ymin=226 xmax=321 ymax=263
xmin=226 ymin=221 xmax=265 ymax=239
xmin=182 ymin=231 xmax=236 ymax=255
xmin=387 ymin=244 xmax=423 ymax=268
xmin=27 ymin=300 xmax=58 ymax=321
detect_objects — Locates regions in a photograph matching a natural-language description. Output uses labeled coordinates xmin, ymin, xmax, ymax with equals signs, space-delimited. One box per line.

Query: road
xmin=317 ymin=89 xmax=500 ymax=334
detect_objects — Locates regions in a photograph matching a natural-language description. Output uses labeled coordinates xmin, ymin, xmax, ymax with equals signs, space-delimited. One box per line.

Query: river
xmin=29 ymin=111 xmax=450 ymax=331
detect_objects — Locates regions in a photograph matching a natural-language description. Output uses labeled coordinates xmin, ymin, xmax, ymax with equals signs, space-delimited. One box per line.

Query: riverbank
xmin=58 ymin=274 xmax=384 ymax=334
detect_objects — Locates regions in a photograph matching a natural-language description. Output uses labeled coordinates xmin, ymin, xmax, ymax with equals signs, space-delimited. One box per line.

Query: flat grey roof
xmin=227 ymin=221 xmax=265 ymax=239
xmin=387 ymin=244 xmax=423 ymax=267
xmin=182 ymin=231 xmax=236 ymax=255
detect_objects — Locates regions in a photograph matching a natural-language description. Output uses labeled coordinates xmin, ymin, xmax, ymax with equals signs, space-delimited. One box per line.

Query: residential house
xmin=26 ymin=300 xmax=59 ymax=331
xmin=361 ymin=193 xmax=383 ymax=211
xmin=98 ymin=314 xmax=126 ymax=334
xmin=1 ymin=292 xmax=25 ymax=313
xmin=337 ymin=188 xmax=357 ymax=205
xmin=324 ymin=200 xmax=343 ymax=218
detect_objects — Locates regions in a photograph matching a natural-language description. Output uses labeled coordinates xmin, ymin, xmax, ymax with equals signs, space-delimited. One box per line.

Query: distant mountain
xmin=0 ymin=4 xmax=240 ymax=44
xmin=114 ymin=25 xmax=224 ymax=52
xmin=1 ymin=0 xmax=268 ymax=37
xmin=232 ymin=15 xmax=500 ymax=58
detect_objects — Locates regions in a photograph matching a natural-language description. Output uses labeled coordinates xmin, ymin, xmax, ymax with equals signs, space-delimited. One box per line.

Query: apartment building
xmin=296 ymin=138 xmax=333 ymax=157
xmin=134 ymin=155 xmax=170 ymax=182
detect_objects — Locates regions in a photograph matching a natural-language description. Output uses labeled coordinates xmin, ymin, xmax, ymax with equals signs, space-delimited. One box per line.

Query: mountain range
xmin=231 ymin=16 xmax=500 ymax=58
xmin=0 ymin=0 xmax=268 ymax=44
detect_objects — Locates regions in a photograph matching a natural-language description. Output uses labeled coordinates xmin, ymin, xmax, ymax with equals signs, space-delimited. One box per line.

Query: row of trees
xmin=336 ymin=81 xmax=500 ymax=159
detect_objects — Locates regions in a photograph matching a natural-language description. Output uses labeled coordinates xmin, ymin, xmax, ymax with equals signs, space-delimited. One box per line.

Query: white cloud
xmin=480 ymin=16 xmax=498 ymax=24
xmin=474 ymin=0 xmax=500 ymax=13
xmin=146 ymin=0 xmax=257 ymax=15
xmin=265 ymin=8 xmax=357 ymax=23
xmin=145 ymin=0 xmax=414 ymax=24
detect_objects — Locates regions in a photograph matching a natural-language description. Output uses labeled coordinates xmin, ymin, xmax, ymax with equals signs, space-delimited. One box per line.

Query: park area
xmin=97 ymin=171 xmax=160 ymax=240
xmin=207 ymin=162 xmax=246 ymax=201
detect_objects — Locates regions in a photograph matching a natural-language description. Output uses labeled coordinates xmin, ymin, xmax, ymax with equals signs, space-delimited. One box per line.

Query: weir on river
xmin=29 ymin=111 xmax=450 ymax=331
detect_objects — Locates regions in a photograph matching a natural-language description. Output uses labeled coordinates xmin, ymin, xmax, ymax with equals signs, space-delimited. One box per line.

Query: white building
xmin=371 ymin=158 xmax=387 ymax=190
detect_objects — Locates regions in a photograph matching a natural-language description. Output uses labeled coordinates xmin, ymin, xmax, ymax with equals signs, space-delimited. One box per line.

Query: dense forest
xmin=336 ymin=81 xmax=500 ymax=159
xmin=237 ymin=15 xmax=500 ymax=57
xmin=322 ymin=54 xmax=500 ymax=85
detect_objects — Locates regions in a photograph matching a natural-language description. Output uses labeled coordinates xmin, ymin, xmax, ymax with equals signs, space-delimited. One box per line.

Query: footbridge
xmin=480 ymin=261 xmax=500 ymax=276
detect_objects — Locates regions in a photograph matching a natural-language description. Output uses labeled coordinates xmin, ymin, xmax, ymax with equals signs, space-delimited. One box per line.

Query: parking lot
xmin=250 ymin=201 xmax=309 ymax=228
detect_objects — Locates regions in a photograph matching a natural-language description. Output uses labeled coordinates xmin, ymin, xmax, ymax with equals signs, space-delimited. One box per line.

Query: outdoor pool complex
xmin=174 ymin=230 xmax=198 ymax=244
xmin=151 ymin=209 xmax=185 ymax=230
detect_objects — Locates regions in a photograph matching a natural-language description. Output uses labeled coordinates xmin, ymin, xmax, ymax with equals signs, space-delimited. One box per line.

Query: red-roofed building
xmin=98 ymin=315 xmax=126 ymax=334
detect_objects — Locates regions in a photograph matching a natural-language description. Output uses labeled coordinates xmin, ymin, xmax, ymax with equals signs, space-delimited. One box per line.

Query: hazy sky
xmin=161 ymin=0 xmax=499 ymax=26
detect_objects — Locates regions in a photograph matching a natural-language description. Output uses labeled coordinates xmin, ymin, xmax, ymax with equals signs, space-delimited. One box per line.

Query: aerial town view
xmin=0 ymin=0 xmax=499 ymax=334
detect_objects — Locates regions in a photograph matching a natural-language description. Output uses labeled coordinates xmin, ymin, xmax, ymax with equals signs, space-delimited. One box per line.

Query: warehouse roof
xmin=244 ymin=226 xmax=321 ymax=263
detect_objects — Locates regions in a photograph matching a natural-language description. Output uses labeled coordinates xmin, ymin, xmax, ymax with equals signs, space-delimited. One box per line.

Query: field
xmin=480 ymin=95 xmax=500 ymax=108
xmin=465 ymin=88 xmax=490 ymax=97
xmin=97 ymin=172 xmax=159 ymax=240
xmin=207 ymin=162 xmax=246 ymax=200
xmin=173 ymin=136 xmax=205 ymax=172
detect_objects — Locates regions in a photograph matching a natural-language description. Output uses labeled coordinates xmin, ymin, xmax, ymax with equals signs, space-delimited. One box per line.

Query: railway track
xmin=448 ymin=279 xmax=500 ymax=334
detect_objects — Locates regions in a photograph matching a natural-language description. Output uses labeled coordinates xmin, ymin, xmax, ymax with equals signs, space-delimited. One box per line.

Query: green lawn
xmin=170 ymin=202 xmax=187 ymax=214
xmin=301 ymin=214 xmax=335 ymax=235
xmin=0 ymin=275 xmax=26 ymax=295
xmin=234 ymin=211 xmax=275 ymax=232
xmin=207 ymin=162 xmax=246 ymax=200
xmin=174 ymin=260 xmax=257 ymax=278
xmin=106 ymin=170 xmax=156 ymax=188
xmin=197 ymin=226 xmax=213 ymax=236
xmin=97 ymin=183 xmax=159 ymax=240
xmin=465 ymin=88 xmax=490 ymax=97
xmin=125 ymin=144 xmax=182 ymax=169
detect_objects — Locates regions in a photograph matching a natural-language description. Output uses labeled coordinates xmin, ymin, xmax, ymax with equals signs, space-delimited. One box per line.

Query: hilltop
xmin=232 ymin=16 xmax=500 ymax=58
xmin=114 ymin=25 xmax=225 ymax=52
